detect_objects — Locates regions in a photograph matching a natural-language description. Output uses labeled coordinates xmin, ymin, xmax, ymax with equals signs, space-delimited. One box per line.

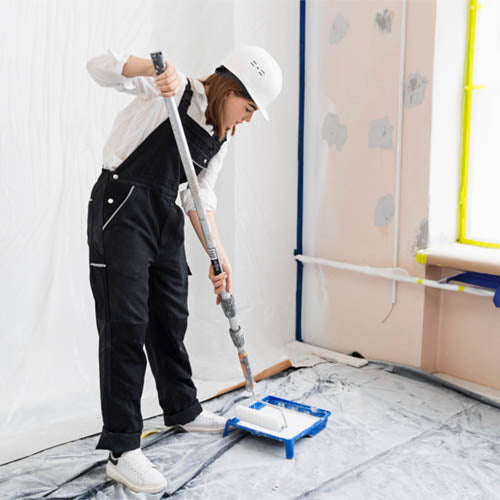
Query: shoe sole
xmin=106 ymin=463 xmax=167 ymax=494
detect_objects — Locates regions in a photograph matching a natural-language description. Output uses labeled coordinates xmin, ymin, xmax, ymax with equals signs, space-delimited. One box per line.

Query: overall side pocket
xmin=89 ymin=264 xmax=109 ymax=323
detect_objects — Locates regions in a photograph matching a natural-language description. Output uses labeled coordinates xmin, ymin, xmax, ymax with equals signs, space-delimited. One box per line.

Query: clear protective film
xmin=0 ymin=0 xmax=298 ymax=464
xmin=300 ymin=0 xmax=436 ymax=365
xmin=2 ymin=361 xmax=500 ymax=499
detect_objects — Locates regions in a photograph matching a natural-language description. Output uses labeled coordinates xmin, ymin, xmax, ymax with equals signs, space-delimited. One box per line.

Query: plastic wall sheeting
xmin=0 ymin=0 xmax=298 ymax=464
xmin=153 ymin=0 xmax=300 ymax=385
xmin=301 ymin=0 xmax=436 ymax=363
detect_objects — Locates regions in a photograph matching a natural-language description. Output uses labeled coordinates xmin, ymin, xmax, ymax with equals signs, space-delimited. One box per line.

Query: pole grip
xmin=150 ymin=52 xmax=166 ymax=75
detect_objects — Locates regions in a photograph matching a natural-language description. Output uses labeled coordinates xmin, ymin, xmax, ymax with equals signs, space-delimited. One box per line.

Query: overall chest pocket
xmin=188 ymin=141 xmax=211 ymax=172
xmin=102 ymin=182 xmax=136 ymax=231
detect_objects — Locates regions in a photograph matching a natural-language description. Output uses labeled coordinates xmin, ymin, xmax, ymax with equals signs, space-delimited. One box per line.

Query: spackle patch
xmin=235 ymin=406 xmax=319 ymax=440
xmin=412 ymin=219 xmax=429 ymax=254
xmin=405 ymin=73 xmax=428 ymax=107
xmin=375 ymin=9 xmax=392 ymax=33
xmin=369 ymin=117 xmax=393 ymax=149
xmin=374 ymin=194 xmax=394 ymax=226
xmin=322 ymin=113 xmax=348 ymax=151
xmin=329 ymin=15 xmax=349 ymax=44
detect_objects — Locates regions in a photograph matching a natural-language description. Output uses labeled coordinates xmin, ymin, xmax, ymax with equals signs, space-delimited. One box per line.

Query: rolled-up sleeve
xmin=86 ymin=49 xmax=187 ymax=101
xmin=180 ymin=139 xmax=230 ymax=214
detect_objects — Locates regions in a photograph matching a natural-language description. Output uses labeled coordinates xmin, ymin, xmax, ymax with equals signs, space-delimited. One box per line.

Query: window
xmin=459 ymin=0 xmax=500 ymax=247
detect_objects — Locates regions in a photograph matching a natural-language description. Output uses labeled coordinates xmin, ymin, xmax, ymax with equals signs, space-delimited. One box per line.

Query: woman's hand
xmin=209 ymin=258 xmax=232 ymax=305
xmin=154 ymin=61 xmax=182 ymax=97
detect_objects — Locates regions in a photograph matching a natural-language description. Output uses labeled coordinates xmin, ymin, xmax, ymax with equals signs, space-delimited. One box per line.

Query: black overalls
xmin=87 ymin=81 xmax=225 ymax=454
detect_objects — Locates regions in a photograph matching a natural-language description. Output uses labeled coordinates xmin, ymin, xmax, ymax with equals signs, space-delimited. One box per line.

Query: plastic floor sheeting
xmin=2 ymin=361 xmax=500 ymax=499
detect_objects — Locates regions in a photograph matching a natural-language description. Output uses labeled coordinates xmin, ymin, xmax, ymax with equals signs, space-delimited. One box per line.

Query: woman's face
xmin=222 ymin=91 xmax=257 ymax=131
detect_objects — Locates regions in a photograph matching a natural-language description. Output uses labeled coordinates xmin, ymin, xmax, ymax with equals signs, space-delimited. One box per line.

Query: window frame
xmin=458 ymin=0 xmax=500 ymax=249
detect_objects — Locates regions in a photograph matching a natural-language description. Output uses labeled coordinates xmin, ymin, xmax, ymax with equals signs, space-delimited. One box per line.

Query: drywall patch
xmin=412 ymin=219 xmax=429 ymax=254
xmin=375 ymin=9 xmax=392 ymax=33
xmin=329 ymin=15 xmax=349 ymax=44
xmin=369 ymin=117 xmax=393 ymax=150
xmin=405 ymin=73 xmax=428 ymax=107
xmin=322 ymin=113 xmax=347 ymax=151
xmin=374 ymin=195 xmax=394 ymax=227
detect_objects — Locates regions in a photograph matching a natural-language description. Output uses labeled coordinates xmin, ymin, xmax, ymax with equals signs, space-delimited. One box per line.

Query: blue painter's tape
xmin=295 ymin=0 xmax=306 ymax=342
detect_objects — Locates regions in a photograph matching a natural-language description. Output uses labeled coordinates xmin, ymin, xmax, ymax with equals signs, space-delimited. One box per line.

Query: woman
xmin=86 ymin=46 xmax=282 ymax=493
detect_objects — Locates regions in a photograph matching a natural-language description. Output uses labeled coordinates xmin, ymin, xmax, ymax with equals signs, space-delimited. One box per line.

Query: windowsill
xmin=416 ymin=243 xmax=500 ymax=275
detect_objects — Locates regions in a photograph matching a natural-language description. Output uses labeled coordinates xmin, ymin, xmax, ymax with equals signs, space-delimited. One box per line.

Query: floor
xmin=2 ymin=361 xmax=500 ymax=499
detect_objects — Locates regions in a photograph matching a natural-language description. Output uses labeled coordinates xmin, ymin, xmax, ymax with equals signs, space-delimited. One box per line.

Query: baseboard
xmin=434 ymin=373 xmax=500 ymax=404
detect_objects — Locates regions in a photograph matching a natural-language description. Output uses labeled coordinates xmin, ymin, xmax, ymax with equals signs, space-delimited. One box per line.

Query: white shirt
xmin=86 ymin=49 xmax=229 ymax=213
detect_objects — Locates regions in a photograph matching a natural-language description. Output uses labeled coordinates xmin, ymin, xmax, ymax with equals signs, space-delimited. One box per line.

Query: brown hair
xmin=200 ymin=73 xmax=254 ymax=141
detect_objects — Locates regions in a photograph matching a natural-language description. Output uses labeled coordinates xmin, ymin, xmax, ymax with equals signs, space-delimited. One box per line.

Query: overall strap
xmin=178 ymin=79 xmax=194 ymax=115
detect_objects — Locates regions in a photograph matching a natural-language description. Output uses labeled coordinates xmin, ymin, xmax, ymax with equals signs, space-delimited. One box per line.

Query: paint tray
xmin=223 ymin=395 xmax=331 ymax=459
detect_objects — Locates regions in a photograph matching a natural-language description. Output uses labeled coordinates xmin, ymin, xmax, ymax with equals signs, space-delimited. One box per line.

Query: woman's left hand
xmin=208 ymin=258 xmax=232 ymax=305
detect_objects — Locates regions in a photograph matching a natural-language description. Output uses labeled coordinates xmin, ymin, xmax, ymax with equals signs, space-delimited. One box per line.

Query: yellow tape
xmin=458 ymin=0 xmax=478 ymax=242
xmin=141 ymin=429 xmax=163 ymax=439
xmin=464 ymin=84 xmax=486 ymax=90
xmin=458 ymin=285 xmax=465 ymax=292
xmin=461 ymin=238 xmax=500 ymax=249
xmin=416 ymin=252 xmax=428 ymax=265
xmin=418 ymin=279 xmax=423 ymax=285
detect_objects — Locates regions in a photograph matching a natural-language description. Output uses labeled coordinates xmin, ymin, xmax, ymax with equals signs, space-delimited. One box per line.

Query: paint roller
xmin=150 ymin=52 xmax=286 ymax=433
xmin=234 ymin=405 xmax=287 ymax=432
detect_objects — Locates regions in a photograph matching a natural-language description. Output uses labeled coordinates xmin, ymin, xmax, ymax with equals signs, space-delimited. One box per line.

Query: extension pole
xmin=150 ymin=52 xmax=255 ymax=393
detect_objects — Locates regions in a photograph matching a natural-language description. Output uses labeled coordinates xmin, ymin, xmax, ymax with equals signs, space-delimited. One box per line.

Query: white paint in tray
xmin=235 ymin=405 xmax=320 ymax=439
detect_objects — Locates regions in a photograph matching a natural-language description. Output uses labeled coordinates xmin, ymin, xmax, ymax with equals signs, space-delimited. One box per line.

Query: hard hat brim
xmin=257 ymin=105 xmax=269 ymax=121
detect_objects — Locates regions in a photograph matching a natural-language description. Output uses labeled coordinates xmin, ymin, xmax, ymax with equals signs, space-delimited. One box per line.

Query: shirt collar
xmin=190 ymin=77 xmax=207 ymax=102
xmin=189 ymin=77 xmax=216 ymax=135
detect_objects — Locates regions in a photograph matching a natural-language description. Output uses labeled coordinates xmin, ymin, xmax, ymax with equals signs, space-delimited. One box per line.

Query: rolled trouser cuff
xmin=96 ymin=428 xmax=141 ymax=454
xmin=163 ymin=399 xmax=202 ymax=426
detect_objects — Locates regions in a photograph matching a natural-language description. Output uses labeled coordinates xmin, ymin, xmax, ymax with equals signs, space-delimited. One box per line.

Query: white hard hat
xmin=218 ymin=46 xmax=283 ymax=121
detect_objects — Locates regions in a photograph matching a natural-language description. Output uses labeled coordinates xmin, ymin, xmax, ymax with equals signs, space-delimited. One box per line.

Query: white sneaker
xmin=180 ymin=410 xmax=227 ymax=432
xmin=105 ymin=448 xmax=167 ymax=494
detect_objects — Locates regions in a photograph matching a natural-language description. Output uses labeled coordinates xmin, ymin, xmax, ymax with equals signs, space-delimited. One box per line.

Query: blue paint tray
xmin=223 ymin=395 xmax=331 ymax=459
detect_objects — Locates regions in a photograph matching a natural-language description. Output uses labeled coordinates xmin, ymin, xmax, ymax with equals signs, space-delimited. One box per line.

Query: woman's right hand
xmin=209 ymin=258 xmax=232 ymax=305
xmin=153 ymin=61 xmax=182 ymax=97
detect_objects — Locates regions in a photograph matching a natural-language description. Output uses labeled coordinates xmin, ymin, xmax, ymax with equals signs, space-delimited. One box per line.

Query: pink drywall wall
xmin=433 ymin=266 xmax=500 ymax=390
xmin=306 ymin=0 xmax=500 ymax=391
